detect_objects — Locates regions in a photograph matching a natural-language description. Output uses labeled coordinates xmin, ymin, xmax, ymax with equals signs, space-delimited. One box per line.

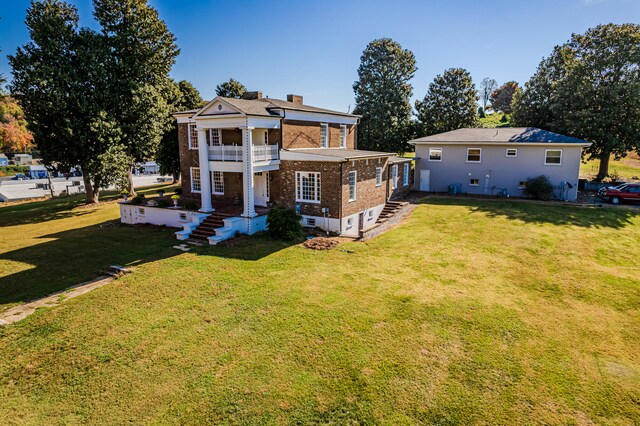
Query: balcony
xmin=208 ymin=145 xmax=279 ymax=162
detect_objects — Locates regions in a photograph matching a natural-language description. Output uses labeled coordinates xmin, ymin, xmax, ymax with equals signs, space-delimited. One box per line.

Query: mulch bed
xmin=303 ymin=237 xmax=341 ymax=251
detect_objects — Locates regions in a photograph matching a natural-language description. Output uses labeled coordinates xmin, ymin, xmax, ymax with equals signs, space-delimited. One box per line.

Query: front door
xmin=420 ymin=169 xmax=431 ymax=192
xmin=254 ymin=172 xmax=269 ymax=207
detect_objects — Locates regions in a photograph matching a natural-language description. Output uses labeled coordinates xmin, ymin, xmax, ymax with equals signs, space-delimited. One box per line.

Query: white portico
xmin=176 ymin=96 xmax=281 ymax=222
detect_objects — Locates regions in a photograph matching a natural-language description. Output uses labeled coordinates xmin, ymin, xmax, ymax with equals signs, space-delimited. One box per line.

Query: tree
xmin=415 ymin=68 xmax=479 ymax=135
xmin=156 ymin=80 xmax=203 ymax=182
xmin=94 ymin=0 xmax=179 ymax=196
xmin=479 ymin=78 xmax=497 ymax=110
xmin=215 ymin=78 xmax=246 ymax=99
xmin=353 ymin=38 xmax=417 ymax=153
xmin=10 ymin=0 xmax=126 ymax=203
xmin=490 ymin=81 xmax=519 ymax=113
xmin=0 ymin=95 xmax=34 ymax=152
xmin=512 ymin=24 xmax=640 ymax=180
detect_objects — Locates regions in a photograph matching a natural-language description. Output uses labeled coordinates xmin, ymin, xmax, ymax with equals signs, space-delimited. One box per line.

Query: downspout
xmin=339 ymin=161 xmax=343 ymax=235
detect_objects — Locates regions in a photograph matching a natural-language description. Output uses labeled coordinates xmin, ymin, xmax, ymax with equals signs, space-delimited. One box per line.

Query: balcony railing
xmin=208 ymin=145 xmax=279 ymax=162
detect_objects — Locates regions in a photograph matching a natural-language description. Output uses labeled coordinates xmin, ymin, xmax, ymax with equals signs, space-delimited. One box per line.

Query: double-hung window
xmin=467 ymin=148 xmax=481 ymax=163
xmin=375 ymin=167 xmax=383 ymax=186
xmin=209 ymin=129 xmax=222 ymax=146
xmin=340 ymin=125 xmax=347 ymax=148
xmin=348 ymin=171 xmax=357 ymax=201
xmin=320 ymin=124 xmax=329 ymax=148
xmin=392 ymin=165 xmax=398 ymax=189
xmin=190 ymin=167 xmax=201 ymax=192
xmin=428 ymin=148 xmax=442 ymax=161
xmin=188 ymin=123 xmax=198 ymax=149
xmin=296 ymin=172 xmax=321 ymax=203
xmin=212 ymin=171 xmax=224 ymax=194
xmin=545 ymin=149 xmax=562 ymax=165
xmin=403 ymin=163 xmax=409 ymax=186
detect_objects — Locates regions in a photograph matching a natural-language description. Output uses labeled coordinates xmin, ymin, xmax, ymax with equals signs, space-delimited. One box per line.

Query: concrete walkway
xmin=0 ymin=276 xmax=112 ymax=326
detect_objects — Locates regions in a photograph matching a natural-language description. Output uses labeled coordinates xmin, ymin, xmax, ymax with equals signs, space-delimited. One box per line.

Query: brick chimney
xmin=287 ymin=94 xmax=303 ymax=105
xmin=242 ymin=91 xmax=262 ymax=100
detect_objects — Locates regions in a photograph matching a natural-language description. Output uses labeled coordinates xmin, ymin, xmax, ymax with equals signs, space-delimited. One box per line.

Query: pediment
xmin=195 ymin=98 xmax=243 ymax=117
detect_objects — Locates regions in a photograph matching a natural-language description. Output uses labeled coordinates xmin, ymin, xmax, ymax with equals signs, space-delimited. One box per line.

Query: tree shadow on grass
xmin=421 ymin=196 xmax=640 ymax=229
xmin=0 ymin=220 xmax=180 ymax=309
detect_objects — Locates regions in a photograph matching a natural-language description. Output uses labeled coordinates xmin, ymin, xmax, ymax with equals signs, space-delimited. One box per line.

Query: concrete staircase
xmin=186 ymin=212 xmax=231 ymax=245
xmin=375 ymin=200 xmax=408 ymax=225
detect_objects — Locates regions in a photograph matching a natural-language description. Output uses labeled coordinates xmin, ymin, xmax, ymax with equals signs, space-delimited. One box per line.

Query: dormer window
xmin=320 ymin=123 xmax=329 ymax=148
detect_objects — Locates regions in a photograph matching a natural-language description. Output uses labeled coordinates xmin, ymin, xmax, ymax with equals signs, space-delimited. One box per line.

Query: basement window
xmin=519 ymin=181 xmax=527 ymax=189
xmin=178 ymin=213 xmax=188 ymax=221
xmin=306 ymin=217 xmax=316 ymax=227
xmin=506 ymin=148 xmax=518 ymax=157
xmin=138 ymin=208 xmax=145 ymax=215
xmin=470 ymin=179 xmax=480 ymax=186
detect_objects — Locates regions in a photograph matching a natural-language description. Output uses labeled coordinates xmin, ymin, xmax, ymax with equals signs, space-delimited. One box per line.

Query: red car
xmin=601 ymin=183 xmax=640 ymax=204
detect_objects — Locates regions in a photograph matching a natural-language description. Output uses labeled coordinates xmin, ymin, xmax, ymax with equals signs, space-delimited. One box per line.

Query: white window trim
xmin=375 ymin=167 xmax=383 ymax=187
xmin=544 ymin=149 xmax=563 ymax=166
xmin=320 ymin=123 xmax=329 ymax=148
xmin=340 ymin=125 xmax=347 ymax=148
xmin=188 ymin=123 xmax=198 ymax=150
xmin=348 ymin=170 xmax=357 ymax=202
xmin=212 ymin=171 xmax=224 ymax=195
xmin=209 ymin=128 xmax=222 ymax=146
xmin=190 ymin=167 xmax=201 ymax=193
xmin=391 ymin=165 xmax=398 ymax=189
xmin=428 ymin=147 xmax=443 ymax=162
xmin=469 ymin=178 xmax=480 ymax=186
xmin=506 ymin=148 xmax=518 ymax=157
xmin=295 ymin=171 xmax=321 ymax=204
xmin=403 ymin=163 xmax=409 ymax=187
xmin=466 ymin=148 xmax=482 ymax=163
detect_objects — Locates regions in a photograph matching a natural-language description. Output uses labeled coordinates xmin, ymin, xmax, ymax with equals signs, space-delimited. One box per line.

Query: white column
xmin=197 ymin=128 xmax=213 ymax=212
xmin=241 ymin=126 xmax=256 ymax=217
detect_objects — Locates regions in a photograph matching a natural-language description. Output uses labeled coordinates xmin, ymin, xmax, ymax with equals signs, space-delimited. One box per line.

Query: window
xmin=545 ymin=149 xmax=562 ymax=165
xmin=467 ymin=148 xmax=481 ymax=163
xmin=340 ymin=125 xmax=347 ymax=148
xmin=320 ymin=123 xmax=329 ymax=148
xmin=138 ymin=208 xmax=145 ymax=215
xmin=178 ymin=212 xmax=188 ymax=221
xmin=348 ymin=170 xmax=357 ymax=201
xmin=212 ymin=171 xmax=224 ymax=194
xmin=375 ymin=167 xmax=383 ymax=186
xmin=519 ymin=181 xmax=526 ymax=189
xmin=264 ymin=131 xmax=269 ymax=145
xmin=346 ymin=217 xmax=353 ymax=229
xmin=428 ymin=148 xmax=442 ymax=161
xmin=209 ymin=129 xmax=222 ymax=146
xmin=188 ymin=124 xmax=198 ymax=149
xmin=506 ymin=148 xmax=518 ymax=157
xmin=392 ymin=165 xmax=398 ymax=189
xmin=470 ymin=178 xmax=480 ymax=186
xmin=190 ymin=167 xmax=201 ymax=192
xmin=296 ymin=172 xmax=321 ymax=203
xmin=306 ymin=217 xmax=316 ymax=227
xmin=368 ymin=210 xmax=374 ymax=220
xmin=403 ymin=163 xmax=409 ymax=186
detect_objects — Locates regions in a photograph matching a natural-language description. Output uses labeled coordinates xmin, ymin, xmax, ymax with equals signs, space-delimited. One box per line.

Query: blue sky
xmin=1 ymin=0 xmax=638 ymax=112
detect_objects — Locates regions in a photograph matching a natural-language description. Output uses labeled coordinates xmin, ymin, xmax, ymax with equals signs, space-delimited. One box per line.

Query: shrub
xmin=184 ymin=201 xmax=198 ymax=211
xmin=157 ymin=199 xmax=170 ymax=208
xmin=175 ymin=187 xmax=183 ymax=195
xmin=131 ymin=195 xmax=145 ymax=205
xmin=267 ymin=206 xmax=303 ymax=241
xmin=477 ymin=106 xmax=485 ymax=118
xmin=524 ymin=175 xmax=554 ymax=200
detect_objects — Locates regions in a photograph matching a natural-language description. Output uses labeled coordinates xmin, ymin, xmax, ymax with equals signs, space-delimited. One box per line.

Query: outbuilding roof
xmin=409 ymin=127 xmax=590 ymax=145
xmin=281 ymin=148 xmax=394 ymax=162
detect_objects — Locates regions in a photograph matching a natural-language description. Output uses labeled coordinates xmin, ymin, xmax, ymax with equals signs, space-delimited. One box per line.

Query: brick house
xmin=170 ymin=91 xmax=412 ymax=243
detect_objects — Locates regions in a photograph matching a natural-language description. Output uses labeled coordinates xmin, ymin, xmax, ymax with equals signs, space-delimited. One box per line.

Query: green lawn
xmin=581 ymin=153 xmax=640 ymax=180
xmin=0 ymin=196 xmax=639 ymax=424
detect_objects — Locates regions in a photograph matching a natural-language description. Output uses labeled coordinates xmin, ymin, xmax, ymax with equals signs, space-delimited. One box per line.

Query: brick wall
xmin=341 ymin=157 xmax=389 ymax=217
xmin=281 ymin=120 xmax=356 ymax=149
xmin=387 ymin=161 xmax=413 ymax=200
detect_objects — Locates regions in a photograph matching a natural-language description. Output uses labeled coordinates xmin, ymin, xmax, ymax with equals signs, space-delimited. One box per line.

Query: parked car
xmin=11 ymin=174 xmax=27 ymax=180
xmin=600 ymin=183 xmax=640 ymax=204
xmin=598 ymin=183 xmax=628 ymax=197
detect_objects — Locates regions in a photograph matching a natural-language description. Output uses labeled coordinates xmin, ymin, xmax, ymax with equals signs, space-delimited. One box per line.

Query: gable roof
xmin=409 ymin=128 xmax=590 ymax=145
xmin=175 ymin=96 xmax=360 ymax=119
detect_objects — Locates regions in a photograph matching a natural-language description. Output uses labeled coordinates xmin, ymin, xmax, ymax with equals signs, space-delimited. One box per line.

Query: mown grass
xmin=581 ymin=153 xmax=640 ymax=180
xmin=0 ymin=196 xmax=639 ymax=424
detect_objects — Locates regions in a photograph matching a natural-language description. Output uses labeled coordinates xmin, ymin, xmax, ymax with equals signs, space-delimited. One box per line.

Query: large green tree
xmin=415 ymin=68 xmax=479 ymax=135
xmin=215 ymin=78 xmax=246 ymax=99
xmin=512 ymin=24 xmax=640 ymax=180
xmin=353 ymin=38 xmax=416 ymax=153
xmin=156 ymin=80 xmax=203 ymax=182
xmin=490 ymin=81 xmax=519 ymax=114
xmin=93 ymin=0 xmax=179 ymax=195
xmin=10 ymin=0 xmax=126 ymax=203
